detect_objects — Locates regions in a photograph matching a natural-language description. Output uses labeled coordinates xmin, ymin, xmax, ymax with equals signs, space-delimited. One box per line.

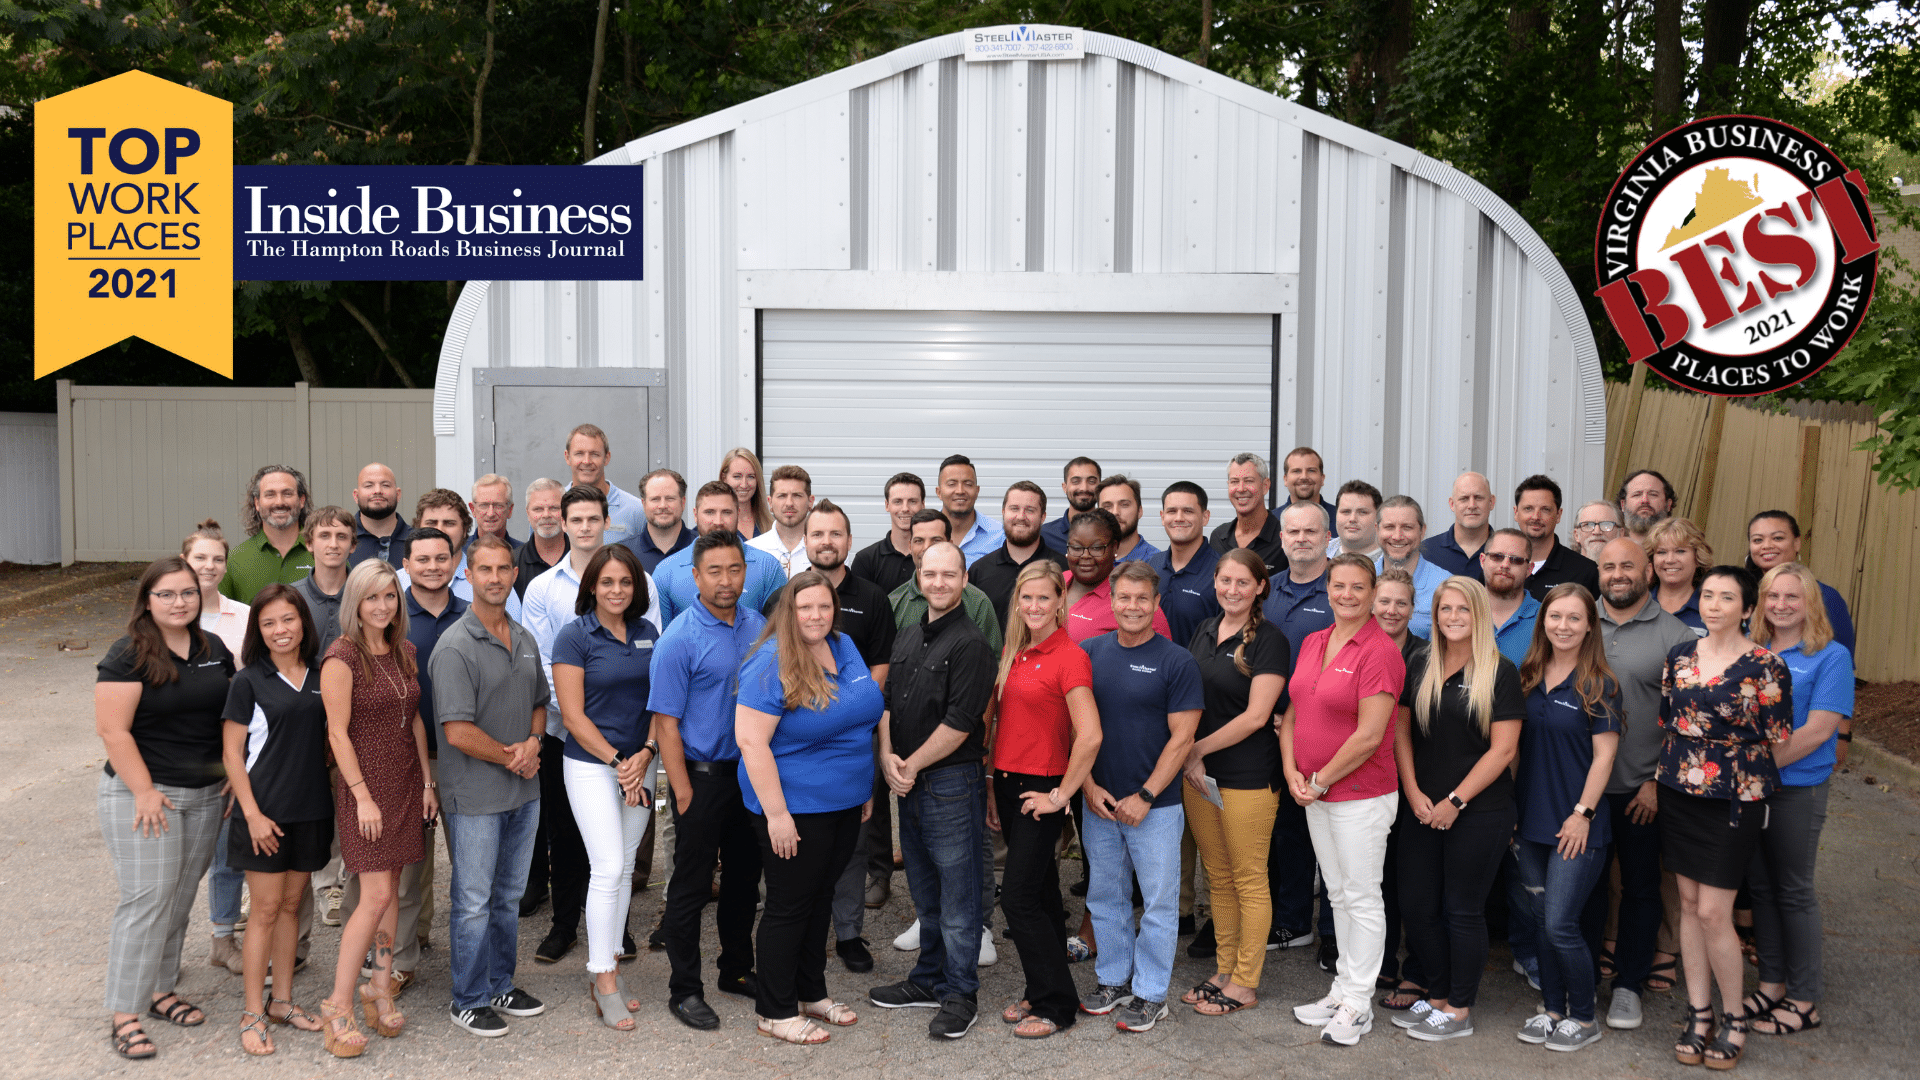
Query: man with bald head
xmin=1421 ymin=471 xmax=1495 ymax=581
xmin=349 ymin=462 xmax=410 ymax=568
xmin=871 ymin=540 xmax=997 ymax=1039
xmin=1590 ymin=536 xmax=1697 ymax=1030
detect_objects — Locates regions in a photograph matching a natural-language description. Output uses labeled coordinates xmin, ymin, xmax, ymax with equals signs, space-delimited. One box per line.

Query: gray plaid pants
xmin=99 ymin=774 xmax=223 ymax=1014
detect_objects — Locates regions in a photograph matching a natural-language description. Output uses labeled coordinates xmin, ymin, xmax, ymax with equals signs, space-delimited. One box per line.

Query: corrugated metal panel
xmin=760 ymin=310 xmax=1273 ymax=543
xmin=0 ymin=413 xmax=59 ymax=564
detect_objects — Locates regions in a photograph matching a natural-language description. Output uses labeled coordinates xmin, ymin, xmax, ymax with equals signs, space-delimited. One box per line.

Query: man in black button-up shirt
xmin=870 ymin=542 xmax=996 ymax=1037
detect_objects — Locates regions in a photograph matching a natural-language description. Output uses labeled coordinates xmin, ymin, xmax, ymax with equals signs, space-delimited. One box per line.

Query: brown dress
xmin=327 ymin=638 xmax=426 ymax=873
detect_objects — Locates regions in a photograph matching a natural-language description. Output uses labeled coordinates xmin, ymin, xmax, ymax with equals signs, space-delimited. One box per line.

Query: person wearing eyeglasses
xmin=1063 ymin=509 xmax=1171 ymax=643
xmin=1478 ymin=530 xmax=1540 ymax=666
xmin=1570 ymin=501 xmax=1623 ymax=561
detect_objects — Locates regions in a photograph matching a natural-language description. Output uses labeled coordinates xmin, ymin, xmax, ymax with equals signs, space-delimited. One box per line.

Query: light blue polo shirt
xmin=1775 ymin=640 xmax=1854 ymax=787
xmin=954 ymin=515 xmax=1005 ymax=569
xmin=646 ymin=598 xmax=768 ymax=763
xmin=1494 ymin=591 xmax=1542 ymax=666
xmin=651 ymin=541 xmax=785 ymax=628
xmin=601 ymin=483 xmax=646 ymax=547
xmin=1374 ymin=553 xmax=1452 ymax=640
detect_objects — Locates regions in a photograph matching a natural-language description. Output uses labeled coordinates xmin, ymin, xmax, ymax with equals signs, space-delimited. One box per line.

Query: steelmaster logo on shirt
xmin=1129 ymin=664 xmax=1159 ymax=675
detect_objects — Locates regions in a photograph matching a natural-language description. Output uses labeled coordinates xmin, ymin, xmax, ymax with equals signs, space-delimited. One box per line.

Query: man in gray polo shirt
xmin=430 ymin=535 xmax=550 ymax=1038
xmin=1590 ymin=536 xmax=1696 ymax=1031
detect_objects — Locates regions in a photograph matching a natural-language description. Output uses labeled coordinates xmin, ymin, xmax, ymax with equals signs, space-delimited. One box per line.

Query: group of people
xmin=94 ymin=433 xmax=1852 ymax=1068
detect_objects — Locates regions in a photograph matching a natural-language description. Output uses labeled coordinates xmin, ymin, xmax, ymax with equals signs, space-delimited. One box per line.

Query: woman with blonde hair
xmin=183 ymin=519 xmax=253 ymax=974
xmin=984 ymin=560 xmax=1101 ymax=1039
xmin=1643 ymin=518 xmax=1711 ymax=636
xmin=1180 ymin=548 xmax=1289 ymax=1017
xmin=317 ymin=559 xmax=436 ymax=1057
xmin=1390 ymin=576 xmax=1524 ymax=1043
xmin=719 ymin=447 xmax=773 ymax=538
xmin=736 ymin=570 xmax=886 ymax=1043
xmin=1742 ymin=562 xmax=1851 ymax=1037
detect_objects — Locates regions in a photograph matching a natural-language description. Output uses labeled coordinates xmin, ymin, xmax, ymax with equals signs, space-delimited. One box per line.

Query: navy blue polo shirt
xmin=622 ymin=522 xmax=693 ymax=576
xmin=550 ymin=612 xmax=660 ymax=764
xmin=1516 ymin=673 xmax=1622 ymax=847
xmin=646 ymin=598 xmax=768 ymax=762
xmin=1420 ymin=528 xmax=1487 ymax=582
xmin=349 ymin=511 xmax=410 ymax=569
xmin=1081 ymin=632 xmax=1205 ymax=809
xmin=406 ymin=587 xmax=468 ymax=752
xmin=1149 ymin=543 xmax=1223 ymax=648
xmin=1270 ymin=569 xmax=1335 ymax=661
xmin=1040 ymin=511 xmax=1076 ymax=555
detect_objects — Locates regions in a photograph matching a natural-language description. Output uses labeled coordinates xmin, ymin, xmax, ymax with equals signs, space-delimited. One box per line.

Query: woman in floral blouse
xmin=1657 ymin=565 xmax=1792 ymax=1072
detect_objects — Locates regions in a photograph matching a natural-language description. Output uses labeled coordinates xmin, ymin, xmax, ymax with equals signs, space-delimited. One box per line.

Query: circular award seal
xmin=1593 ymin=115 xmax=1879 ymax=396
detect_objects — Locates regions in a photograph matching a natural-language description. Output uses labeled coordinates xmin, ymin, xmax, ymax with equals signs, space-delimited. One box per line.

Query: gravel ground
xmin=3 ymin=582 xmax=1917 ymax=1079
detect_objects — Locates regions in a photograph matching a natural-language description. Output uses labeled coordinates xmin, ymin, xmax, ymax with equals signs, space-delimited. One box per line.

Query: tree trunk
xmin=1372 ymin=0 xmax=1415 ymax=135
xmin=1698 ymin=0 xmax=1752 ymax=110
xmin=467 ymin=0 xmax=497 ymax=165
xmin=1652 ymin=0 xmax=1685 ymax=134
xmin=339 ymin=295 xmax=419 ymax=389
xmin=1300 ymin=62 xmax=1319 ymax=110
xmin=1200 ymin=0 xmax=1212 ymax=68
xmin=584 ymin=0 xmax=612 ymax=162
xmin=281 ymin=313 xmax=323 ymax=387
xmin=619 ymin=22 xmax=634 ymax=145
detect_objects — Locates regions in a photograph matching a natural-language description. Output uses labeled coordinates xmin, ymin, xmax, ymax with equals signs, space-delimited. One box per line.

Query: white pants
xmin=564 ymin=756 xmax=652 ymax=974
xmin=1304 ymin=793 xmax=1396 ymax=1013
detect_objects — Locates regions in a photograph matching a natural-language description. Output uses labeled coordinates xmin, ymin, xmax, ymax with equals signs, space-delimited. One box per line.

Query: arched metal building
xmin=432 ymin=29 xmax=1604 ymax=541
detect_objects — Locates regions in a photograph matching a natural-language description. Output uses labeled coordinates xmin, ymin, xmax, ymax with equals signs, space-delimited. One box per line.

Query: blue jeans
xmin=1504 ymin=846 xmax=1538 ymax=975
xmin=1513 ymin=838 xmax=1608 ymax=1023
xmin=209 ymin=815 xmax=245 ymax=926
xmin=1082 ymin=802 xmax=1185 ymax=1003
xmin=444 ymin=800 xmax=540 ymax=1010
xmin=899 ymin=763 xmax=986 ymax=999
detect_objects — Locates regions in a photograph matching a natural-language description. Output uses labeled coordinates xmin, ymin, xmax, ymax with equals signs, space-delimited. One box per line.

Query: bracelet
xmin=1836 ymin=732 xmax=1852 ymax=742
xmin=348 ymin=779 xmax=367 ymax=790
xmin=424 ymin=781 xmax=438 ymax=789
xmin=1307 ymin=772 xmax=1330 ymax=796
xmin=1048 ymin=788 xmax=1065 ymax=808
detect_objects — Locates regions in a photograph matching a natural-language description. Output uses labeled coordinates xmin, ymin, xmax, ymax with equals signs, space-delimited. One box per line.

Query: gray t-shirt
xmin=291 ymin=574 xmax=344 ymax=655
xmin=1600 ymin=597 xmax=1699 ymax=794
xmin=429 ymin=609 xmax=549 ymax=816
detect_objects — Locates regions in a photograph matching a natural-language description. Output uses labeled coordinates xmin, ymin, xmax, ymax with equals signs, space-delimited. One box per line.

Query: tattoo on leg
xmin=374 ymin=930 xmax=393 ymax=966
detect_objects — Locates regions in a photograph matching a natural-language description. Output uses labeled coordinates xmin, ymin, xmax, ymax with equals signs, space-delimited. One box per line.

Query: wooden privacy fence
xmin=1605 ymin=380 xmax=1919 ymax=682
xmin=56 ymin=381 xmax=435 ymax=564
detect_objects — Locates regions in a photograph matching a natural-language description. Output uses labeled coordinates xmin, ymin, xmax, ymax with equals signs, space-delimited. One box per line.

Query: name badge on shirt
xmin=634 ymin=640 xmax=653 ymax=651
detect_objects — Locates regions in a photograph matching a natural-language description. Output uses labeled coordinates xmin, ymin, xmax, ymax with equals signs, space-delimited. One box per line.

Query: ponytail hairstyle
xmin=1415 ymin=576 xmax=1500 ymax=738
xmin=180 ymin=518 xmax=228 ymax=557
xmin=996 ymin=560 xmax=1067 ymax=691
xmin=1216 ymin=547 xmax=1272 ymax=676
xmin=125 ymin=556 xmax=212 ymax=684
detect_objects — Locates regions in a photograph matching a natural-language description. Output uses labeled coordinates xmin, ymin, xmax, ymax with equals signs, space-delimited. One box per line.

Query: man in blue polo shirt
xmin=1041 ymin=456 xmax=1102 ymax=553
xmin=1422 ymin=471 xmax=1495 ymax=580
xmin=1098 ymin=474 xmax=1162 ymax=564
xmin=649 ymin=530 xmax=767 ymax=1031
xmin=1148 ymin=481 xmax=1220 ymax=647
xmin=652 ymin=481 xmax=784 ymax=627
xmin=623 ymin=468 xmax=694 ymax=574
xmin=563 ymin=423 xmax=646 ymax=546
xmin=1482 ymin=528 xmax=1541 ymax=665
xmin=1377 ymin=495 xmax=1451 ymax=640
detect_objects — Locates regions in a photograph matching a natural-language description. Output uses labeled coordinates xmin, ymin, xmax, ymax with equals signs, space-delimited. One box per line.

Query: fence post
xmin=1796 ymin=423 xmax=1821 ymax=567
xmin=56 ymin=380 xmax=74 ymax=566
xmin=1692 ymin=396 xmax=1730 ymax=529
xmin=1607 ymin=361 xmax=1650 ymax=498
xmin=292 ymin=381 xmax=312 ymax=482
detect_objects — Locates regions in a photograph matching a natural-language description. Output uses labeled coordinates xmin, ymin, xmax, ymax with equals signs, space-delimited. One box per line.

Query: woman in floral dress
xmin=1657 ymin=565 xmax=1792 ymax=1072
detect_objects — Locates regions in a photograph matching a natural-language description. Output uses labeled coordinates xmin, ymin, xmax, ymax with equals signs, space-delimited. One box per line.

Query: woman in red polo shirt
xmin=1278 ymin=553 xmax=1407 ymax=1047
xmin=984 ymin=561 xmax=1103 ymax=1040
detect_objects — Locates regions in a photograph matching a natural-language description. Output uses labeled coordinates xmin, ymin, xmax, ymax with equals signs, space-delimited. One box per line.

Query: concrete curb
xmin=1850 ymin=736 xmax=1920 ymax=792
xmin=0 ymin=565 xmax=139 ymax=620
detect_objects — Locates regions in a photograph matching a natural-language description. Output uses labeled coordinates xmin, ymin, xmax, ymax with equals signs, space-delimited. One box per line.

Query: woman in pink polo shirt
xmin=1278 ymin=553 xmax=1406 ymax=1047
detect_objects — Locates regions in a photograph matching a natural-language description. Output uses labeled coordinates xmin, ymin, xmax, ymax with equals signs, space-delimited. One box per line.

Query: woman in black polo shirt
xmin=1179 ymin=548 xmax=1289 ymax=1015
xmin=95 ymin=556 xmax=236 ymax=1061
xmin=222 ymin=584 xmax=334 ymax=1054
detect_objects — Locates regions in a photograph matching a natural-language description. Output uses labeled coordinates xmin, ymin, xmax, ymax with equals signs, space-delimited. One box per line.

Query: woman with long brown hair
xmin=1512 ymin=584 xmax=1621 ymax=1052
xmin=984 ymin=560 xmax=1101 ymax=1039
xmin=317 ymin=560 xmax=437 ymax=1057
xmin=1180 ymin=548 xmax=1289 ymax=1016
xmin=96 ymin=556 xmax=237 ymax=1061
xmin=221 ymin=585 xmax=332 ymax=1054
xmin=719 ymin=447 xmax=773 ymax=538
xmin=735 ymin=570 xmax=886 ymax=1043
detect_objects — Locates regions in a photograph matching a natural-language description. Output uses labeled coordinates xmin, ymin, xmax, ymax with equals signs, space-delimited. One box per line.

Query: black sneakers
xmin=451 ymin=1004 xmax=508 ymax=1037
xmin=533 ymin=928 xmax=576 ymax=964
xmin=838 ymin=936 xmax=875 ymax=973
xmin=928 ymin=995 xmax=978 ymax=1039
xmin=490 ymin=987 xmax=546 ymax=1016
xmin=868 ymin=980 xmax=940 ymax=1009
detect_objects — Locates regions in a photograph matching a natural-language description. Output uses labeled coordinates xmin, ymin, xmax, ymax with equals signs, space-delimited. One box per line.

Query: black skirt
xmin=227 ymin=816 xmax=335 ymax=874
xmin=1658 ymin=786 xmax=1765 ymax=890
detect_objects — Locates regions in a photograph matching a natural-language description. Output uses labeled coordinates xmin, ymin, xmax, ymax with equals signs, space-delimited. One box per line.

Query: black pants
xmin=1381 ymin=808 xmax=1431 ymax=988
xmin=753 ymin=806 xmax=861 ymax=1020
xmin=528 ymin=734 xmax=588 ymax=936
xmin=1584 ymin=789 xmax=1667 ymax=995
xmin=665 ymin=764 xmax=763 ymax=1002
xmin=864 ymin=735 xmax=894 ymax=880
xmin=994 ymin=770 xmax=1079 ymax=1029
xmin=1396 ymin=802 xmax=1513 ymax=1008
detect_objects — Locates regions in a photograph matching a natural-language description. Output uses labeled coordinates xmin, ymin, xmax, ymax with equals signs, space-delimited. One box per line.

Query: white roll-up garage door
xmin=760 ymin=310 xmax=1276 ymax=546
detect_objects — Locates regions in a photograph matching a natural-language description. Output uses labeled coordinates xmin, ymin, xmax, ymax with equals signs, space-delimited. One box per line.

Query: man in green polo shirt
xmin=220 ymin=464 xmax=315 ymax=603
xmin=887 ymin=508 xmax=1001 ymax=651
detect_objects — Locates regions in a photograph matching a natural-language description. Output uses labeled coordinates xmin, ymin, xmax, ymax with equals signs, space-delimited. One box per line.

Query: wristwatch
xmin=642 ymin=739 xmax=661 ymax=758
xmin=1135 ymin=787 xmax=1156 ymax=804
xmin=1307 ymin=772 xmax=1330 ymax=796
xmin=1446 ymin=791 xmax=1468 ymax=811
xmin=607 ymin=752 xmax=626 ymax=770
xmin=1572 ymin=802 xmax=1597 ymax=820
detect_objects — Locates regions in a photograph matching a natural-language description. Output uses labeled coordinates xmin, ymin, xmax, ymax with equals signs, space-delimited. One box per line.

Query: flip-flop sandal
xmin=1378 ymin=985 xmax=1428 ymax=1011
xmin=148 ymin=993 xmax=205 ymax=1028
xmin=1013 ymin=1015 xmax=1060 ymax=1040
xmin=1752 ymin=1000 xmax=1821 ymax=1035
xmin=1002 ymin=1000 xmax=1033 ymax=1024
xmin=1192 ymin=987 xmax=1255 ymax=1016
xmin=1180 ymin=978 xmax=1227 ymax=1006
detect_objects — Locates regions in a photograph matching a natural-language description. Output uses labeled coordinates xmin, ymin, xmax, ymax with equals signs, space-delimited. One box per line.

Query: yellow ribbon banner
xmin=35 ymin=71 xmax=232 ymax=378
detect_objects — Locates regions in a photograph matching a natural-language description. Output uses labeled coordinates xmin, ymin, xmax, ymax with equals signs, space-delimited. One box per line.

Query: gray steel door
xmin=473 ymin=369 xmax=668 ymax=500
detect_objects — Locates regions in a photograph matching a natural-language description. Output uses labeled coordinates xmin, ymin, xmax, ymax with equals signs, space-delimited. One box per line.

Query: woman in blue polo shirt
xmin=736 ymin=569 xmax=886 ymax=1044
xmin=551 ymin=544 xmax=660 ymax=1030
xmin=1512 ymin=584 xmax=1621 ymax=1053
xmin=1744 ymin=562 xmax=1852 ymax=1037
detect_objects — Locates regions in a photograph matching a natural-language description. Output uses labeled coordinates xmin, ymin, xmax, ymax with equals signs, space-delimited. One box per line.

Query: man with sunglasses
xmin=1479 ymin=528 xmax=1541 ymax=666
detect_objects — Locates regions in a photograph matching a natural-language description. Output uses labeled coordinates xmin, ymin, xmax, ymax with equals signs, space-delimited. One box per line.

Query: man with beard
xmin=782 ymin=500 xmax=898 ymax=965
xmin=1280 ymin=447 xmax=1338 ymax=531
xmin=746 ymin=464 xmax=815 ymax=577
xmin=1572 ymin=500 xmax=1625 ymax=560
xmin=889 ymin=509 xmax=1003 ymax=649
xmin=513 ymin=479 xmax=569 ymax=601
xmin=1588 ymin=536 xmax=1697 ymax=1032
xmin=1421 ymin=472 xmax=1496 ymax=580
xmin=1210 ymin=452 xmax=1287 ymax=575
xmin=852 ymin=472 xmax=926 ymax=596
xmin=220 ymin=464 xmax=314 ymax=603
xmin=1616 ymin=469 xmax=1676 ymax=542
xmin=1479 ymin=527 xmax=1540 ymax=666
xmin=1512 ymin=474 xmax=1600 ymax=600
xmin=404 ymin=489 xmax=525 ymax=621
xmin=625 ymin=469 xmax=692 ymax=575
xmin=1148 ymin=481 xmax=1220 ymax=647
xmin=936 ymin=455 xmax=1003 ymax=568
xmin=1329 ymin=480 xmax=1383 ymax=558
xmin=348 ymin=462 xmax=410 ymax=568
xmin=969 ymin=481 xmax=1065 ymax=628
xmin=1098 ymin=474 xmax=1161 ymax=563
xmin=1041 ymin=456 xmax=1102 ymax=553
xmin=1374 ymin=495 xmax=1449 ymax=640
xmin=469 ymin=473 xmax=521 ymax=550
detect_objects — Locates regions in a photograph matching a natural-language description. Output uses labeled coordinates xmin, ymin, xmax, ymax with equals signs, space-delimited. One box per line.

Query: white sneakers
xmin=888 ymin=920 xmax=997 ymax=967
xmin=1293 ymin=995 xmax=1342 ymax=1026
xmin=1320 ymin=1004 xmax=1373 ymax=1046
xmin=979 ymin=928 xmax=997 ymax=967
xmin=892 ymin=921 xmax=920 ymax=951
